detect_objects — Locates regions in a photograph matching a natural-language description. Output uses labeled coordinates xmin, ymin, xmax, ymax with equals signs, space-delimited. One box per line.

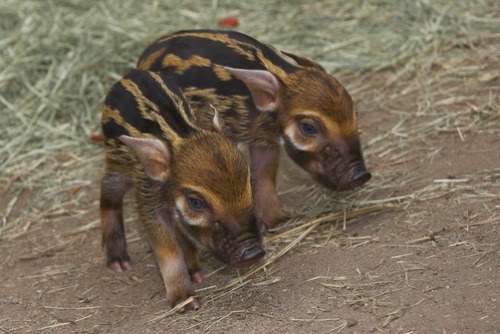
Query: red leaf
xmin=217 ymin=17 xmax=239 ymax=27
xmin=90 ymin=133 xmax=104 ymax=142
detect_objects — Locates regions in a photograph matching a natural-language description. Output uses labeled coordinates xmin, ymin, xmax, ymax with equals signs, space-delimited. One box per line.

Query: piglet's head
xmin=119 ymin=129 xmax=264 ymax=268
xmin=225 ymin=64 xmax=371 ymax=191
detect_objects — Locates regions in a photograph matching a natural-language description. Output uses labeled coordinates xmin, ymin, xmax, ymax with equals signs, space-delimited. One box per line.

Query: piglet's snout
xmin=339 ymin=165 xmax=371 ymax=190
xmin=231 ymin=242 xmax=265 ymax=268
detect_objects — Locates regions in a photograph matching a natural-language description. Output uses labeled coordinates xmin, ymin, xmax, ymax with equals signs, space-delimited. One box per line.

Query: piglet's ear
xmin=224 ymin=67 xmax=281 ymax=112
xmin=210 ymin=104 xmax=224 ymax=132
xmin=119 ymin=135 xmax=171 ymax=181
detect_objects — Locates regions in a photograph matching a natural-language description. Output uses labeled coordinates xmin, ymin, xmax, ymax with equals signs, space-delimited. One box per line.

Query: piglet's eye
xmin=300 ymin=122 xmax=318 ymax=137
xmin=187 ymin=197 xmax=206 ymax=211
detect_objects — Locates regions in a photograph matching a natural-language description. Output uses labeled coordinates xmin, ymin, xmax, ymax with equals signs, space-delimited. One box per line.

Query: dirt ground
xmin=1 ymin=5 xmax=500 ymax=334
xmin=2 ymin=61 xmax=499 ymax=333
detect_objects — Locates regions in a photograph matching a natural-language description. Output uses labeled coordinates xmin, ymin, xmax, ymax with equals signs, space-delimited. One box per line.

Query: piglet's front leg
xmin=250 ymin=144 xmax=286 ymax=229
xmin=178 ymin=231 xmax=203 ymax=283
xmin=147 ymin=222 xmax=200 ymax=312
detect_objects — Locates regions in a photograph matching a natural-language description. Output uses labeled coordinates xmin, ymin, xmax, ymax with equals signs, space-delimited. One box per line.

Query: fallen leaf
xmin=90 ymin=133 xmax=104 ymax=142
xmin=218 ymin=17 xmax=239 ymax=27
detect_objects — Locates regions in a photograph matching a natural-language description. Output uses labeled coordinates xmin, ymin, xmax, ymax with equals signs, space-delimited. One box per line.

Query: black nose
xmin=242 ymin=244 xmax=265 ymax=261
xmin=352 ymin=170 xmax=371 ymax=187
xmin=338 ymin=168 xmax=371 ymax=190
xmin=233 ymin=244 xmax=265 ymax=268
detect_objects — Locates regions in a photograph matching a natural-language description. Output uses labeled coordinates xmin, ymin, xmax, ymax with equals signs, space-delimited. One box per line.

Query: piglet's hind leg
xmin=100 ymin=171 xmax=133 ymax=272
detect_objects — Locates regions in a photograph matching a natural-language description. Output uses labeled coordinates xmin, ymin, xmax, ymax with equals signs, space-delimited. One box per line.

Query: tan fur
xmin=138 ymin=47 xmax=166 ymax=72
xmin=136 ymin=30 xmax=371 ymax=228
xmin=100 ymin=70 xmax=263 ymax=311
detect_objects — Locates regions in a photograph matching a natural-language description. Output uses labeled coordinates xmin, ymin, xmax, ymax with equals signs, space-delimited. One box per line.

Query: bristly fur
xmin=137 ymin=29 xmax=371 ymax=229
xmin=100 ymin=69 xmax=263 ymax=311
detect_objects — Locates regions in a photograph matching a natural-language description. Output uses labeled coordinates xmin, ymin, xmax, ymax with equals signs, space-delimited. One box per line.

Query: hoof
xmin=190 ymin=271 xmax=203 ymax=283
xmin=176 ymin=298 xmax=201 ymax=313
xmin=108 ymin=260 xmax=132 ymax=272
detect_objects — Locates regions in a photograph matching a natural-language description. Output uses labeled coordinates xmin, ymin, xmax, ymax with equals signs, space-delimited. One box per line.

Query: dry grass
xmin=0 ymin=0 xmax=499 ymax=332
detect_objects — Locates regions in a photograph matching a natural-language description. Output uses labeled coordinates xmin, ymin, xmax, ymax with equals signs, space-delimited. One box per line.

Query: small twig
xmin=464 ymin=216 xmax=500 ymax=227
xmin=381 ymin=298 xmax=425 ymax=327
xmin=406 ymin=228 xmax=446 ymax=244
xmin=146 ymin=297 xmax=197 ymax=323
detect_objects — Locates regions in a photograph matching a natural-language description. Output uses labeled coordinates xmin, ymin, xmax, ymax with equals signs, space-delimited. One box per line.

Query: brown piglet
xmin=137 ymin=29 xmax=371 ymax=229
xmin=100 ymin=70 xmax=264 ymax=311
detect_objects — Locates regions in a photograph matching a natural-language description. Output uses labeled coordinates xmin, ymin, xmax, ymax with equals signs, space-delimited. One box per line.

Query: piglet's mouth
xmin=337 ymin=168 xmax=371 ymax=190
xmin=314 ymin=163 xmax=371 ymax=191
xmin=213 ymin=226 xmax=265 ymax=268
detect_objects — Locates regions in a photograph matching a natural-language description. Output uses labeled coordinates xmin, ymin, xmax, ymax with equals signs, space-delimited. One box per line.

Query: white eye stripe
xmin=175 ymin=197 xmax=205 ymax=226
xmin=284 ymin=125 xmax=316 ymax=151
xmin=184 ymin=216 xmax=204 ymax=226
xmin=175 ymin=197 xmax=185 ymax=212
